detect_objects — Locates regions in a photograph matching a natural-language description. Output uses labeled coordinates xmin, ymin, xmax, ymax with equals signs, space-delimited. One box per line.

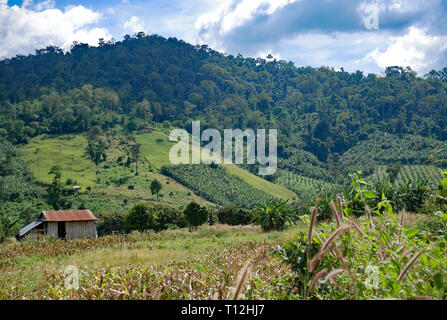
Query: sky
xmin=1 ymin=0 xmax=447 ymax=75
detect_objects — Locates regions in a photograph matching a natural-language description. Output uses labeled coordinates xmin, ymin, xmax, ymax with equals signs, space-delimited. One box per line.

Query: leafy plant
xmin=276 ymin=175 xmax=447 ymax=299
xmin=252 ymin=199 xmax=295 ymax=232
xmin=183 ymin=202 xmax=208 ymax=232
xmin=124 ymin=202 xmax=158 ymax=232
xmin=150 ymin=179 xmax=162 ymax=200
xmin=216 ymin=206 xmax=254 ymax=226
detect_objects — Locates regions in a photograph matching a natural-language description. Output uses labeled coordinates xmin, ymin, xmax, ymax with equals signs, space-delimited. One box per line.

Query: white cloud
xmin=195 ymin=0 xmax=299 ymax=48
xmin=363 ymin=27 xmax=447 ymax=73
xmin=123 ymin=16 xmax=146 ymax=34
xmin=34 ymin=0 xmax=55 ymax=11
xmin=0 ymin=3 xmax=111 ymax=58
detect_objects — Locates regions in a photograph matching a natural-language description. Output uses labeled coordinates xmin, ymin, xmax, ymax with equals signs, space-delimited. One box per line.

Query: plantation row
xmin=339 ymin=132 xmax=447 ymax=177
xmin=396 ymin=165 xmax=445 ymax=188
xmin=279 ymin=150 xmax=332 ymax=182
xmin=367 ymin=165 xmax=445 ymax=189
xmin=274 ymin=170 xmax=337 ymax=205
xmin=162 ymin=164 xmax=271 ymax=208
xmin=161 ymin=164 xmax=273 ymax=208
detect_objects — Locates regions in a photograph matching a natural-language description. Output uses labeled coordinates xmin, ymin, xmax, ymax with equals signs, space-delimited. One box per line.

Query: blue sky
xmin=2 ymin=0 xmax=447 ymax=75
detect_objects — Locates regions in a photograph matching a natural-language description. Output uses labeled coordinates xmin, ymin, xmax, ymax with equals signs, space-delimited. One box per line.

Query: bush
xmin=155 ymin=204 xmax=187 ymax=231
xmin=252 ymin=199 xmax=294 ymax=232
xmin=124 ymin=202 xmax=157 ymax=232
xmin=207 ymin=210 xmax=218 ymax=225
xmin=216 ymin=206 xmax=254 ymax=225
xmin=183 ymin=202 xmax=208 ymax=231
xmin=97 ymin=212 xmax=126 ymax=236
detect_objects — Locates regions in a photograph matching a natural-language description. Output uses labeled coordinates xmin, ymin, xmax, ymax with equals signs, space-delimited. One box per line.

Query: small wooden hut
xmin=17 ymin=210 xmax=98 ymax=240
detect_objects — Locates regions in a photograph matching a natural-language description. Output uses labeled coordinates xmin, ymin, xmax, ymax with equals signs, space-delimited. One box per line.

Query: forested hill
xmin=1 ymin=33 xmax=447 ymax=166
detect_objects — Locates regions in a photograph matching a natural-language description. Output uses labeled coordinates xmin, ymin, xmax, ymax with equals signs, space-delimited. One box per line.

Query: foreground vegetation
xmin=1 ymin=168 xmax=446 ymax=299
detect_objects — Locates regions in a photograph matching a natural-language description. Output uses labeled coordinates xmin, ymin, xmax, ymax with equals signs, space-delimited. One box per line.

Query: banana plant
xmin=252 ymin=199 xmax=295 ymax=232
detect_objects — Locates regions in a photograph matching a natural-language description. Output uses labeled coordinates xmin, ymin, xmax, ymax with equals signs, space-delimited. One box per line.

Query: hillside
xmin=0 ymin=33 xmax=446 ymax=233
xmin=135 ymin=130 xmax=297 ymax=201
xmin=17 ymin=129 xmax=214 ymax=213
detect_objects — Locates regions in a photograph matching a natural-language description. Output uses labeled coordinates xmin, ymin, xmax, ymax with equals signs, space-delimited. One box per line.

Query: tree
xmin=129 ymin=143 xmax=141 ymax=176
xmin=183 ymin=202 xmax=208 ymax=232
xmin=47 ymin=165 xmax=70 ymax=210
xmin=0 ymin=211 xmax=18 ymax=242
xmin=124 ymin=202 xmax=158 ymax=232
xmin=150 ymin=179 xmax=162 ymax=200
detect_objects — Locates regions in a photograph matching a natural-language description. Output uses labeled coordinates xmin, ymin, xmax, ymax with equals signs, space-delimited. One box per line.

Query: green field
xmin=135 ymin=130 xmax=177 ymax=169
xmin=136 ymin=130 xmax=298 ymax=201
xmin=368 ymin=164 xmax=445 ymax=188
xmin=18 ymin=132 xmax=213 ymax=212
xmin=274 ymin=170 xmax=337 ymax=204
xmin=396 ymin=165 xmax=445 ymax=188
xmin=18 ymin=134 xmax=97 ymax=187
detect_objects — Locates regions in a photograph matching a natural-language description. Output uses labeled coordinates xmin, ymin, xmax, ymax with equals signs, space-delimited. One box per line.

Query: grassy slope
xmin=18 ymin=132 xmax=212 ymax=212
xmin=135 ymin=129 xmax=298 ymax=201
xmin=18 ymin=134 xmax=97 ymax=187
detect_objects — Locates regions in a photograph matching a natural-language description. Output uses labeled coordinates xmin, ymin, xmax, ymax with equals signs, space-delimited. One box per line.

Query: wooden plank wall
xmin=66 ymin=221 xmax=97 ymax=239
xmin=46 ymin=222 xmax=58 ymax=238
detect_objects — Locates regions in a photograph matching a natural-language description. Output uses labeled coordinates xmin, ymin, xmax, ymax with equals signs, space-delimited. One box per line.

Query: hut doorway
xmin=58 ymin=222 xmax=66 ymax=239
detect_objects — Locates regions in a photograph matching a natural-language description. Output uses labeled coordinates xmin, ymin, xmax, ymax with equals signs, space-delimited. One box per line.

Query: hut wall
xmin=66 ymin=221 xmax=97 ymax=239
xmin=46 ymin=222 xmax=58 ymax=238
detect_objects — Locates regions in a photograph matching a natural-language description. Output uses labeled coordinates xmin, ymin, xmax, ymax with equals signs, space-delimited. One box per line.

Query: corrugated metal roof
xmin=18 ymin=219 xmax=43 ymax=237
xmin=41 ymin=210 xmax=98 ymax=222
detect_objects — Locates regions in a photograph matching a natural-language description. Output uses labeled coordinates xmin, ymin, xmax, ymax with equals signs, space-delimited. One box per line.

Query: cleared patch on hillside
xmin=18 ymin=134 xmax=97 ymax=187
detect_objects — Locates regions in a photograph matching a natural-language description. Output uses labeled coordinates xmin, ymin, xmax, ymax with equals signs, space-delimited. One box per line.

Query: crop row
xmin=161 ymin=164 xmax=274 ymax=208
xmin=274 ymin=170 xmax=337 ymax=204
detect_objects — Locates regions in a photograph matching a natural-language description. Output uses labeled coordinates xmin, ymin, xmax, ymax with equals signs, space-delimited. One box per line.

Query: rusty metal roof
xmin=41 ymin=210 xmax=98 ymax=222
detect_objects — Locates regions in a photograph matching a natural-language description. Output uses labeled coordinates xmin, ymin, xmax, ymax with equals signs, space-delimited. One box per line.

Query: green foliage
xmin=252 ymin=199 xmax=295 ymax=232
xmin=274 ymin=170 xmax=337 ymax=205
xmin=150 ymin=179 xmax=162 ymax=200
xmin=0 ymin=139 xmax=39 ymax=202
xmin=124 ymin=202 xmax=158 ymax=232
xmin=207 ymin=210 xmax=218 ymax=226
xmin=341 ymin=132 xmax=447 ymax=181
xmin=97 ymin=212 xmax=126 ymax=236
xmin=343 ymin=172 xmax=430 ymax=216
xmin=46 ymin=165 xmax=70 ymax=210
xmin=154 ymin=204 xmax=187 ymax=231
xmin=183 ymin=202 xmax=208 ymax=231
xmin=276 ymin=188 xmax=447 ymax=299
xmin=162 ymin=164 xmax=274 ymax=208
xmin=0 ymin=212 xmax=18 ymax=243
xmin=216 ymin=206 xmax=254 ymax=226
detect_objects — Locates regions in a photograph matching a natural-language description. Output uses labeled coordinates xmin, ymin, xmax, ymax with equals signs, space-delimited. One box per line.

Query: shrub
xmin=155 ymin=204 xmax=187 ymax=231
xmin=216 ymin=206 xmax=254 ymax=225
xmin=183 ymin=202 xmax=208 ymax=231
xmin=252 ymin=199 xmax=294 ymax=232
xmin=97 ymin=212 xmax=126 ymax=236
xmin=124 ymin=202 xmax=157 ymax=232
xmin=275 ymin=175 xmax=447 ymax=300
xmin=207 ymin=210 xmax=218 ymax=225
